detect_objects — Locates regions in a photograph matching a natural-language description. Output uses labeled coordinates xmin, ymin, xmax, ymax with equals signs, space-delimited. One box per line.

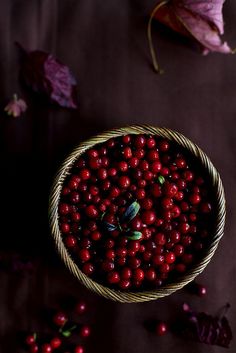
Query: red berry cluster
xmin=25 ymin=301 xmax=90 ymax=353
xmin=59 ymin=134 xmax=214 ymax=290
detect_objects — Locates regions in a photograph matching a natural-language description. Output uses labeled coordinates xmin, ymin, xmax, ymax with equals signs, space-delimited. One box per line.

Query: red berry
xmin=53 ymin=311 xmax=68 ymax=327
xmin=140 ymin=198 xmax=153 ymax=210
xmin=118 ymin=176 xmax=130 ymax=188
xmin=119 ymin=279 xmax=131 ymax=289
xmin=50 ymin=337 xmax=62 ymax=349
xmin=102 ymin=260 xmax=115 ymax=272
xmin=65 ymin=235 xmax=77 ymax=248
xmin=189 ymin=194 xmax=201 ymax=205
xmin=121 ymin=267 xmax=132 ymax=279
xmin=118 ymin=161 xmax=128 ymax=172
xmin=147 ymin=150 xmax=159 ymax=161
xmin=59 ymin=203 xmax=70 ymax=215
xmin=97 ymin=168 xmax=108 ymax=180
xmin=154 ymin=233 xmax=166 ymax=245
xmin=145 ymin=268 xmax=156 ymax=281
xmin=179 ymin=222 xmax=190 ymax=234
xmin=173 ymin=244 xmax=184 ymax=256
xmin=107 ymin=271 xmax=120 ymax=284
xmin=175 ymin=157 xmax=186 ymax=169
xmin=133 ymin=268 xmax=144 ymax=281
xmin=146 ymin=137 xmax=156 ymax=148
xmin=200 ymin=202 xmax=212 ymax=213
xmin=130 ymin=157 xmax=139 ymax=168
xmin=80 ymin=325 xmax=91 ymax=338
xmin=156 ymin=322 xmax=168 ymax=336
xmin=134 ymin=149 xmax=145 ymax=159
xmin=74 ymin=345 xmax=84 ymax=353
xmin=122 ymin=135 xmax=131 ymax=144
xmin=109 ymin=186 xmax=120 ymax=198
xmin=123 ymin=147 xmax=132 ymax=159
xmin=71 ymin=212 xmax=81 ymax=222
xmin=88 ymin=157 xmax=101 ymax=170
xmin=151 ymin=184 xmax=162 ymax=197
xmin=153 ymin=255 xmax=164 ymax=266
xmin=75 ymin=301 xmax=86 ymax=314
xmin=85 ymin=205 xmax=98 ymax=218
xmin=91 ymin=231 xmax=102 ymax=241
xmin=159 ymin=140 xmax=169 ymax=151
xmin=159 ymin=263 xmax=170 ymax=273
xmin=82 ymin=262 xmax=94 ymax=276
xmin=134 ymin=135 xmax=146 ymax=148
xmin=26 ymin=334 xmax=36 ymax=345
xmin=78 ymin=249 xmax=90 ymax=262
xmin=108 ymin=167 xmax=117 ymax=177
xmin=165 ymin=252 xmax=176 ymax=264
xmin=161 ymin=197 xmax=173 ymax=210
xmin=128 ymin=257 xmax=141 ymax=269
xmin=139 ymin=160 xmax=149 ymax=171
xmin=30 ymin=344 xmax=39 ymax=353
xmin=136 ymin=188 xmax=146 ymax=200
xmin=183 ymin=170 xmax=194 ymax=181
xmin=41 ymin=344 xmax=52 ymax=353
xmin=80 ymin=168 xmax=91 ymax=180
xmin=141 ymin=210 xmax=156 ymax=225
xmin=150 ymin=161 xmax=162 ymax=173
xmin=61 ymin=223 xmax=70 ymax=233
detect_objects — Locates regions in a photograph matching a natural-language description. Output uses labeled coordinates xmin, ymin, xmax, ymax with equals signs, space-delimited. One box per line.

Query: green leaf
xmin=103 ymin=222 xmax=117 ymax=232
xmin=127 ymin=231 xmax=142 ymax=240
xmin=121 ymin=201 xmax=140 ymax=223
xmin=157 ymin=175 xmax=165 ymax=185
xmin=61 ymin=330 xmax=72 ymax=338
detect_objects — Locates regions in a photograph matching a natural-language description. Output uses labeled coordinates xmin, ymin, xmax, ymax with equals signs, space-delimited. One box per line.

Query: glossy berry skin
xmin=79 ymin=249 xmax=91 ymax=262
xmin=30 ymin=344 xmax=39 ymax=353
xmin=50 ymin=337 xmax=62 ymax=349
xmin=74 ymin=345 xmax=84 ymax=353
xmin=75 ymin=301 xmax=86 ymax=314
xmin=53 ymin=312 xmax=68 ymax=327
xmin=107 ymin=271 xmax=120 ymax=284
xmin=85 ymin=205 xmax=98 ymax=218
xmin=41 ymin=344 xmax=52 ymax=353
xmin=156 ymin=322 xmax=168 ymax=336
xmin=26 ymin=334 xmax=36 ymax=345
xmin=80 ymin=325 xmax=91 ymax=338
xmin=141 ymin=211 xmax=156 ymax=225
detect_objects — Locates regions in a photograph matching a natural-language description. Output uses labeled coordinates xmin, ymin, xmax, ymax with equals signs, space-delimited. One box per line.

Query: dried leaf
xmin=148 ymin=0 xmax=234 ymax=73
xmin=127 ymin=231 xmax=143 ymax=240
xmin=16 ymin=43 xmax=78 ymax=108
xmin=103 ymin=222 xmax=117 ymax=232
xmin=4 ymin=94 xmax=27 ymax=117
xmin=178 ymin=303 xmax=233 ymax=348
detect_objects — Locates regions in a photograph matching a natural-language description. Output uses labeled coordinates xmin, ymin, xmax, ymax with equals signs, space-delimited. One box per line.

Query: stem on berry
xmin=147 ymin=0 xmax=169 ymax=74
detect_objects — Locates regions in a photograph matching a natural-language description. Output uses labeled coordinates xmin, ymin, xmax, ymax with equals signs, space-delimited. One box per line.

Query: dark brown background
xmin=0 ymin=1 xmax=236 ymax=352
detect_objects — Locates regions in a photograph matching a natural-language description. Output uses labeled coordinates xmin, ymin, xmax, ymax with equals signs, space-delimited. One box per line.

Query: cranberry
xmin=121 ymin=267 xmax=132 ymax=279
xmin=159 ymin=140 xmax=169 ymax=151
xmin=136 ymin=188 xmax=146 ymax=200
xmin=109 ymin=186 xmax=120 ymax=198
xmin=189 ymin=194 xmax=201 ymax=205
xmin=41 ymin=344 xmax=52 ymax=353
xmin=68 ymin=179 xmax=79 ymax=190
xmin=142 ymin=251 xmax=152 ymax=261
xmin=108 ymin=167 xmax=117 ymax=177
xmin=119 ymin=279 xmax=131 ymax=289
xmin=142 ymin=210 xmax=156 ymax=225
xmin=130 ymin=217 xmax=143 ymax=231
xmin=62 ymin=187 xmax=71 ymax=196
xmin=139 ymin=160 xmax=149 ymax=171
xmin=200 ymin=202 xmax=212 ymax=213
xmin=118 ymin=161 xmax=128 ymax=172
xmin=101 ymin=157 xmax=109 ymax=167
xmin=147 ymin=150 xmax=159 ymax=161
xmin=161 ymin=197 xmax=173 ymax=210
xmin=140 ymin=198 xmax=153 ymax=210
xmin=30 ymin=344 xmax=39 ymax=353
xmin=128 ymin=257 xmax=141 ymax=269
xmin=50 ymin=337 xmax=61 ymax=349
xmin=146 ymin=137 xmax=156 ymax=148
xmin=175 ymin=157 xmax=186 ymax=169
xmin=151 ymin=184 xmax=162 ymax=197
xmin=26 ymin=334 xmax=36 ymax=345
xmin=143 ymin=171 xmax=153 ymax=181
xmin=116 ymin=247 xmax=127 ymax=257
xmin=80 ymin=325 xmax=91 ymax=338
xmin=122 ymin=135 xmax=131 ymax=144
xmin=165 ymin=252 xmax=176 ymax=264
xmin=102 ymin=260 xmax=115 ymax=272
xmin=79 ymin=249 xmax=90 ymax=262
xmin=128 ymin=240 xmax=141 ymax=252
xmin=153 ymin=255 xmax=164 ymax=265
xmin=134 ymin=149 xmax=145 ymax=159
xmin=159 ymin=263 xmax=170 ymax=273
xmin=89 ymin=157 xmax=101 ymax=170
xmin=106 ymin=249 xmax=115 ymax=259
xmin=65 ymin=235 xmax=77 ymax=248
xmin=61 ymin=223 xmax=70 ymax=233
xmin=164 ymin=182 xmax=178 ymax=197
xmin=82 ymin=262 xmax=94 ymax=276
xmin=169 ymin=230 xmax=180 ymax=243
xmin=97 ymin=168 xmax=107 ymax=180
xmin=107 ymin=271 xmax=120 ymax=284
xmin=156 ymin=322 xmax=168 ymax=336
xmin=134 ymin=135 xmax=146 ymax=148
xmin=183 ymin=170 xmax=194 ymax=181
xmin=74 ymin=345 xmax=84 ymax=353
xmin=133 ymin=268 xmax=144 ymax=281
xmin=80 ymin=168 xmax=91 ymax=180
xmin=72 ymin=212 xmax=81 ymax=222
xmin=154 ymin=233 xmax=166 ymax=245
xmin=175 ymin=263 xmax=186 ymax=273
xmin=179 ymin=222 xmax=190 ymax=234
xmin=123 ymin=147 xmax=132 ymax=159
xmin=130 ymin=157 xmax=139 ymax=168
xmin=59 ymin=203 xmax=70 ymax=215
xmin=85 ymin=205 xmax=98 ymax=218
xmin=145 ymin=268 xmax=156 ymax=281
xmin=173 ymin=244 xmax=184 ymax=256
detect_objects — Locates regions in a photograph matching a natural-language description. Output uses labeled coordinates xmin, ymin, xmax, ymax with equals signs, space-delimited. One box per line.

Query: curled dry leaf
xmin=148 ymin=0 xmax=234 ymax=73
xmin=16 ymin=43 xmax=78 ymax=109
xmin=4 ymin=94 xmax=27 ymax=118
xmin=179 ymin=303 xmax=233 ymax=348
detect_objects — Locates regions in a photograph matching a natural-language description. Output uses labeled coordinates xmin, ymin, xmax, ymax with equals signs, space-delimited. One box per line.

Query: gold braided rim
xmin=49 ymin=125 xmax=226 ymax=303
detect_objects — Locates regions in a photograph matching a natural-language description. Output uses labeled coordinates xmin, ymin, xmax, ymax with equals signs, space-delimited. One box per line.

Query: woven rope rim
xmin=49 ymin=125 xmax=226 ymax=303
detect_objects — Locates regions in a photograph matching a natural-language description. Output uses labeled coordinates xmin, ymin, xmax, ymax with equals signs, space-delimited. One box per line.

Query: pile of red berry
xmin=58 ymin=134 xmax=214 ymax=291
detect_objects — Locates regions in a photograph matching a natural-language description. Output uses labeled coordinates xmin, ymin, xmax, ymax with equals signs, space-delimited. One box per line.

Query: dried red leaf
xmin=16 ymin=43 xmax=78 ymax=109
xmin=148 ymin=0 xmax=234 ymax=73
xmin=179 ymin=303 xmax=233 ymax=348
xmin=4 ymin=94 xmax=27 ymax=117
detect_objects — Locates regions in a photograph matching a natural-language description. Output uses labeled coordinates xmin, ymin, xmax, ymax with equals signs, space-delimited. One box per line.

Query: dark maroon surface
xmin=0 ymin=1 xmax=236 ymax=353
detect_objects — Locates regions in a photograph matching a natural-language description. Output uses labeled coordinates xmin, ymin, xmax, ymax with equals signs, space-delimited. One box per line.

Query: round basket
xmin=49 ymin=125 xmax=226 ymax=303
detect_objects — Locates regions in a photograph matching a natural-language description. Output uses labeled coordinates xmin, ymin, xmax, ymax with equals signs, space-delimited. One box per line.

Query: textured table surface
xmin=0 ymin=1 xmax=236 ymax=353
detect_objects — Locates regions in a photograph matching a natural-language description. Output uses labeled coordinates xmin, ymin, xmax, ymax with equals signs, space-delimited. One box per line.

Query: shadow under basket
xmin=49 ymin=125 xmax=226 ymax=303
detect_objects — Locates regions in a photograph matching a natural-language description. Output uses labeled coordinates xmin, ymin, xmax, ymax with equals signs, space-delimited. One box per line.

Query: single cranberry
xmin=156 ymin=322 xmax=168 ymax=336
xmin=159 ymin=263 xmax=170 ymax=273
xmin=71 ymin=212 xmax=81 ymax=222
xmin=200 ymin=202 xmax=212 ymax=213
xmin=134 ymin=149 xmax=145 ymax=159
xmin=147 ymin=150 xmax=159 ymax=161
xmin=175 ymin=263 xmax=186 ymax=273
xmin=154 ymin=233 xmax=166 ymax=245
xmin=59 ymin=203 xmax=70 ymax=215
xmin=79 ymin=249 xmax=90 ymax=262
xmin=169 ymin=230 xmax=180 ymax=243
xmin=75 ymin=301 xmax=86 ymax=315
xmin=74 ymin=345 xmax=84 ymax=353
xmin=80 ymin=238 xmax=91 ymax=248
xmin=143 ymin=171 xmax=153 ymax=181
xmin=106 ymin=249 xmax=115 ymax=260
xmin=78 ymin=182 xmax=87 ymax=192
xmin=161 ymin=197 xmax=173 ymax=210
xmin=30 ymin=344 xmax=39 ymax=353
xmin=102 ymin=260 xmax=115 ymax=272
xmin=128 ymin=257 xmax=141 ymax=269
xmin=62 ymin=186 xmax=71 ymax=196
xmin=160 ymin=167 xmax=169 ymax=176
xmin=153 ymin=245 xmax=164 ymax=255
xmin=118 ymin=161 xmax=128 ymax=172
xmin=82 ymin=262 xmax=94 ymax=276
xmin=26 ymin=334 xmax=36 ymax=345
xmin=135 ymin=188 xmax=146 ymax=200
xmin=142 ymin=251 xmax=152 ymax=261
xmin=108 ymin=167 xmax=117 ymax=177
xmin=85 ymin=205 xmax=98 ymax=218
xmin=65 ymin=235 xmax=77 ymax=248
xmin=171 ymin=205 xmax=181 ymax=218
xmin=142 ymin=228 xmax=152 ymax=240
xmin=151 ymin=184 xmax=162 ymax=197
xmin=133 ymin=268 xmax=144 ymax=281
xmin=139 ymin=160 xmax=149 ymax=171
xmin=91 ymin=231 xmax=101 ymax=241
xmin=174 ymin=191 xmax=184 ymax=201
xmin=80 ymin=325 xmax=91 ymax=338
xmin=87 ymin=148 xmax=99 ymax=158
xmin=122 ymin=135 xmax=131 ymax=144
xmin=182 ymin=253 xmax=193 ymax=264
xmin=153 ymin=254 xmax=165 ymax=265
xmin=175 ymin=157 xmax=186 ymax=169
xmin=130 ymin=157 xmax=139 ymax=168
xmin=70 ymin=191 xmax=80 ymax=204
xmin=109 ymin=186 xmax=120 ymax=198
xmin=164 ymin=183 xmax=178 ymax=197
xmin=165 ymin=252 xmax=176 ymax=264
xmin=116 ymin=257 xmax=127 ymax=266
xmin=140 ymin=198 xmax=153 ymax=210
xmin=173 ymin=244 xmax=184 ymax=256
xmin=53 ymin=311 xmax=68 ymax=327
xmin=116 ymin=247 xmax=127 ymax=257
xmin=107 ymin=271 xmax=120 ymax=284
xmin=119 ymin=279 xmax=131 ymax=289
xmin=68 ymin=179 xmax=79 ymax=190
xmin=139 ymin=244 xmax=145 ymax=253
xmin=179 ymin=223 xmax=190 ymax=234
xmin=101 ymin=156 xmax=109 ymax=167
xmin=83 ymin=192 xmax=93 ymax=203
xmin=61 ymin=223 xmax=70 ymax=233
xmin=128 ymin=240 xmax=141 ymax=252
xmin=121 ymin=267 xmax=132 ymax=279
xmin=138 ymin=179 xmax=147 ymax=188
xmin=155 ymin=218 xmax=164 ymax=227
xmin=146 ymin=137 xmax=156 ymax=149
xmin=145 ymin=268 xmax=156 ymax=281
xmin=88 ymin=157 xmax=101 ymax=170
xmin=159 ymin=140 xmax=169 ymax=151
xmin=50 ymin=337 xmax=62 ymax=349
xmin=123 ymin=147 xmax=132 ymax=159
xmin=189 ymin=194 xmax=201 ymax=205
xmin=80 ymin=168 xmax=91 ymax=180
xmin=183 ymin=170 xmax=194 ymax=181
xmin=176 ymin=179 xmax=186 ymax=190
xmin=142 ymin=210 xmax=156 ymax=225
xmin=134 ymin=135 xmax=146 ymax=148
xmin=97 ymin=168 xmax=107 ymax=180
xmin=107 ymin=138 xmax=115 ymax=148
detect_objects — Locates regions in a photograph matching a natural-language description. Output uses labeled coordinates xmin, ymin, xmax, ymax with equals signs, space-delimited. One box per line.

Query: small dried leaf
xmin=121 ymin=201 xmax=140 ymax=223
xmin=61 ymin=330 xmax=71 ymax=338
xmin=4 ymin=94 xmax=27 ymax=118
xmin=16 ymin=43 xmax=78 ymax=109
xmin=158 ymin=175 xmax=165 ymax=184
xmin=103 ymin=222 xmax=117 ymax=232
